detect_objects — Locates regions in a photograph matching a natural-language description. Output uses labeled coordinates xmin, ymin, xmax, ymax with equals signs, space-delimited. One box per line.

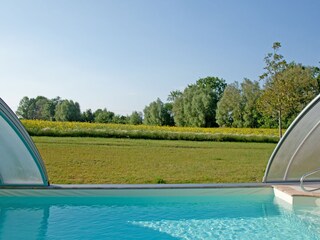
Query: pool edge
xmin=273 ymin=184 xmax=320 ymax=206
xmin=0 ymin=183 xmax=274 ymax=197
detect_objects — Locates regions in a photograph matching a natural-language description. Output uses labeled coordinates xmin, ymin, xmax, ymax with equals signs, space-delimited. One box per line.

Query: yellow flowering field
xmin=21 ymin=120 xmax=282 ymax=142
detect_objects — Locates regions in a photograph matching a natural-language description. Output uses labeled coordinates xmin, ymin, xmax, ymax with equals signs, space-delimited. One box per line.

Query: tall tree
xmin=16 ymin=96 xmax=61 ymax=120
xmin=241 ymin=79 xmax=261 ymax=128
xmin=45 ymin=96 xmax=61 ymax=121
xmin=172 ymin=76 xmax=226 ymax=127
xmin=54 ymin=100 xmax=81 ymax=122
xmin=171 ymin=94 xmax=185 ymax=127
xmin=82 ymin=109 xmax=94 ymax=122
xmin=129 ymin=111 xmax=143 ymax=125
xmin=259 ymin=55 xmax=319 ymax=135
xmin=311 ymin=65 xmax=320 ymax=93
xmin=216 ymin=82 xmax=243 ymax=127
xmin=183 ymin=85 xmax=216 ymax=127
xmin=112 ymin=115 xmax=128 ymax=124
xmin=16 ymin=96 xmax=48 ymax=120
xmin=195 ymin=76 xmax=226 ymax=100
xmin=276 ymin=64 xmax=318 ymax=125
xmin=143 ymin=98 xmax=172 ymax=126
xmin=94 ymin=108 xmax=115 ymax=123
xmin=167 ymin=90 xmax=182 ymax=102
xmin=163 ymin=103 xmax=175 ymax=126
xmin=16 ymin=96 xmax=31 ymax=119
xmin=33 ymin=96 xmax=51 ymax=120
xmin=259 ymin=42 xmax=288 ymax=137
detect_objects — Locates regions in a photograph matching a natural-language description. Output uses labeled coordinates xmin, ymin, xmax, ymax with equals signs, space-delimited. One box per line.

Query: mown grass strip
xmin=22 ymin=120 xmax=281 ymax=143
xmin=34 ymin=137 xmax=275 ymax=184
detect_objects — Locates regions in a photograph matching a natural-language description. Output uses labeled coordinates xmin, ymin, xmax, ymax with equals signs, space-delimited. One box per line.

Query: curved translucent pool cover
xmin=0 ymin=98 xmax=49 ymax=186
xmin=264 ymin=94 xmax=320 ymax=183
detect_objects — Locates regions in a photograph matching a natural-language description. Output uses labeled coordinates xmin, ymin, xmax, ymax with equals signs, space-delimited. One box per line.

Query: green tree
xmin=94 ymin=108 xmax=115 ymax=123
xmin=241 ymin=79 xmax=262 ymax=128
xmin=93 ymin=109 xmax=103 ymax=120
xmin=172 ymin=76 xmax=226 ymax=127
xmin=82 ymin=109 xmax=94 ymax=122
xmin=129 ymin=111 xmax=143 ymax=125
xmin=16 ymin=96 xmax=47 ymax=120
xmin=163 ymin=103 xmax=175 ymax=126
xmin=216 ymin=82 xmax=243 ymax=127
xmin=113 ymin=115 xmax=128 ymax=124
xmin=16 ymin=96 xmax=61 ymax=120
xmin=171 ymin=94 xmax=185 ymax=126
xmin=259 ymin=56 xmax=319 ymax=135
xmin=54 ymin=100 xmax=81 ymax=121
xmin=45 ymin=96 xmax=61 ymax=121
xmin=277 ymin=64 xmax=318 ymax=126
xmin=311 ymin=64 xmax=320 ymax=93
xmin=183 ymin=85 xmax=216 ymax=127
xmin=195 ymin=76 xmax=226 ymax=100
xmin=33 ymin=96 xmax=51 ymax=120
xmin=167 ymin=90 xmax=182 ymax=102
xmin=143 ymin=98 xmax=172 ymax=126
xmin=16 ymin=96 xmax=31 ymax=119
xmin=258 ymin=42 xmax=288 ymax=137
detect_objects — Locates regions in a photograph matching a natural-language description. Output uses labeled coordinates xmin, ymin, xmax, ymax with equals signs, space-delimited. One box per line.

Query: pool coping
xmin=273 ymin=184 xmax=320 ymax=206
xmin=0 ymin=183 xmax=275 ymax=197
xmin=1 ymin=183 xmax=320 ymax=206
xmin=0 ymin=183 xmax=273 ymax=189
xmin=50 ymin=183 xmax=274 ymax=189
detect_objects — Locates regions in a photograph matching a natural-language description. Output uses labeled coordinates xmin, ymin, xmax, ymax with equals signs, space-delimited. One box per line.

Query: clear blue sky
xmin=1 ymin=0 xmax=319 ymax=115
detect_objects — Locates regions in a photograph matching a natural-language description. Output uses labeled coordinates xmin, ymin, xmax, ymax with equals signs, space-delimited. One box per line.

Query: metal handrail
xmin=300 ymin=168 xmax=320 ymax=192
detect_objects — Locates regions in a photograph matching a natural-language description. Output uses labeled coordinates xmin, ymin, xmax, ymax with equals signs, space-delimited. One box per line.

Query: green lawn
xmin=33 ymin=137 xmax=276 ymax=184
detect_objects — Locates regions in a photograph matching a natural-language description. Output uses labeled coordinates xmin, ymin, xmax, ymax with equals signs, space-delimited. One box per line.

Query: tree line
xmin=144 ymin=42 xmax=320 ymax=134
xmin=16 ymin=96 xmax=143 ymax=125
xmin=17 ymin=42 xmax=320 ymax=135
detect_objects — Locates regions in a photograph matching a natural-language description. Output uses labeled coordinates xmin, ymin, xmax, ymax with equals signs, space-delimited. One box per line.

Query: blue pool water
xmin=0 ymin=188 xmax=319 ymax=239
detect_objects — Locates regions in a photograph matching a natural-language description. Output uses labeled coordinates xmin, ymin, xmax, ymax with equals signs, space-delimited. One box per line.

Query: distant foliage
xmin=82 ymin=109 xmax=94 ymax=122
xmin=129 ymin=111 xmax=143 ymax=125
xmin=241 ymin=79 xmax=262 ymax=128
xmin=216 ymin=82 xmax=242 ymax=127
xmin=112 ymin=115 xmax=129 ymax=124
xmin=216 ymin=79 xmax=261 ymax=128
xmin=143 ymin=98 xmax=173 ymax=126
xmin=172 ymin=77 xmax=227 ymax=127
xmin=16 ymin=96 xmax=60 ymax=120
xmin=259 ymin=64 xmax=318 ymax=126
xmin=55 ymin=100 xmax=81 ymax=122
xmin=257 ymin=43 xmax=319 ymax=136
xmin=216 ymin=43 xmax=319 ymax=131
xmin=16 ymin=96 xmax=129 ymax=124
xmin=94 ymin=108 xmax=115 ymax=123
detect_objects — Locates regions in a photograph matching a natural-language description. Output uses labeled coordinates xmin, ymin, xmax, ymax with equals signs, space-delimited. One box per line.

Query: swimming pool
xmin=0 ymin=187 xmax=319 ymax=239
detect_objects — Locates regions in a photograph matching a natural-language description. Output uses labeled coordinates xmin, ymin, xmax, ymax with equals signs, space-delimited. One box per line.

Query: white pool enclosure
xmin=1 ymin=95 xmax=320 ymax=187
xmin=263 ymin=94 xmax=320 ymax=183
xmin=0 ymin=98 xmax=49 ymax=186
